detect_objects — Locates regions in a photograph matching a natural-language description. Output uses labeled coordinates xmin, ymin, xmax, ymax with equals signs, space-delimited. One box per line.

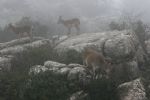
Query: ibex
xmin=82 ymin=48 xmax=112 ymax=79
xmin=57 ymin=16 xmax=80 ymax=35
xmin=8 ymin=23 xmax=33 ymax=39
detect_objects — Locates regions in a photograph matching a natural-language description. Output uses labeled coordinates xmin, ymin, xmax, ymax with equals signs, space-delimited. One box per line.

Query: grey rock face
xmin=69 ymin=91 xmax=89 ymax=100
xmin=55 ymin=31 xmax=142 ymax=83
xmin=0 ymin=37 xmax=44 ymax=50
xmin=0 ymin=37 xmax=52 ymax=71
xmin=111 ymin=60 xmax=140 ymax=84
xmin=55 ymin=30 xmax=144 ymax=64
xmin=117 ymin=78 xmax=147 ymax=100
xmin=0 ymin=39 xmax=51 ymax=55
xmin=29 ymin=65 xmax=48 ymax=74
xmin=30 ymin=61 xmax=91 ymax=85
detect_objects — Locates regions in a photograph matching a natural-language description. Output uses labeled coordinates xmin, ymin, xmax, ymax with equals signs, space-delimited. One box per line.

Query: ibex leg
xmin=67 ymin=28 xmax=71 ymax=36
xmin=75 ymin=25 xmax=80 ymax=35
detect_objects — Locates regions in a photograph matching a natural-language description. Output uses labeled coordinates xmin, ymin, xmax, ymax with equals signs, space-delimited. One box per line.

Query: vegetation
xmin=0 ymin=45 xmax=57 ymax=100
xmin=24 ymin=71 xmax=80 ymax=100
xmin=59 ymin=49 xmax=83 ymax=65
xmin=0 ymin=45 xmax=84 ymax=100
xmin=83 ymin=78 xmax=118 ymax=100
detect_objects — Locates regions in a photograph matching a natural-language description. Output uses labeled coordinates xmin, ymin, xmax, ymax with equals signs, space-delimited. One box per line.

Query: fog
xmin=0 ymin=0 xmax=150 ymax=35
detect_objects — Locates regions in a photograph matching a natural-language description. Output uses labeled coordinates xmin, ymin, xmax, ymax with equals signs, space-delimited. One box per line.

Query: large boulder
xmin=55 ymin=31 xmax=142 ymax=82
xmin=117 ymin=78 xmax=147 ymax=100
xmin=111 ymin=60 xmax=140 ymax=84
xmin=55 ymin=31 xmax=142 ymax=63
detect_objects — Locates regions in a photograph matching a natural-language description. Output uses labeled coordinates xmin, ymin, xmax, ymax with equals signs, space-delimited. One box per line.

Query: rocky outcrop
xmin=0 ymin=39 xmax=51 ymax=55
xmin=0 ymin=37 xmax=44 ymax=50
xmin=117 ymin=78 xmax=147 ymax=100
xmin=55 ymin=31 xmax=144 ymax=63
xmin=30 ymin=61 xmax=91 ymax=86
xmin=55 ymin=31 xmax=141 ymax=82
xmin=0 ymin=31 xmax=149 ymax=100
xmin=0 ymin=37 xmax=52 ymax=71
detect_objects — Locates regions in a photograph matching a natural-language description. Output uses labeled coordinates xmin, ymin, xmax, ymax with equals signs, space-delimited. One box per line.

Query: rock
xmin=44 ymin=61 xmax=67 ymax=73
xmin=59 ymin=67 xmax=71 ymax=75
xmin=68 ymin=63 xmax=84 ymax=68
xmin=124 ymin=61 xmax=140 ymax=79
xmin=111 ymin=61 xmax=140 ymax=84
xmin=67 ymin=65 xmax=91 ymax=85
xmin=44 ymin=60 xmax=66 ymax=68
xmin=104 ymin=33 xmax=136 ymax=62
xmin=30 ymin=62 xmax=91 ymax=85
xmin=31 ymin=61 xmax=72 ymax=75
xmin=68 ymin=91 xmax=89 ymax=100
xmin=0 ymin=37 xmax=44 ymax=50
xmin=117 ymin=78 xmax=147 ymax=100
xmin=68 ymin=66 xmax=86 ymax=80
xmin=55 ymin=31 xmax=143 ymax=64
xmin=55 ymin=32 xmax=113 ymax=52
xmin=29 ymin=65 xmax=48 ymax=74
xmin=0 ymin=39 xmax=51 ymax=55
xmin=55 ymin=31 xmax=142 ymax=83
xmin=146 ymin=39 xmax=150 ymax=56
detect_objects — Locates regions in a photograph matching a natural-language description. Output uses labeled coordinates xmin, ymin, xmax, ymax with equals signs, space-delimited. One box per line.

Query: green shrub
xmin=11 ymin=45 xmax=58 ymax=72
xmin=23 ymin=71 xmax=80 ymax=100
xmin=59 ymin=49 xmax=82 ymax=65
xmin=83 ymin=78 xmax=118 ymax=100
xmin=0 ymin=45 xmax=60 ymax=100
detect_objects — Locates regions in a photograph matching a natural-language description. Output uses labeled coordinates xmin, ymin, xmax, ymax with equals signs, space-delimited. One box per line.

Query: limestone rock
xmin=117 ymin=78 xmax=147 ymax=100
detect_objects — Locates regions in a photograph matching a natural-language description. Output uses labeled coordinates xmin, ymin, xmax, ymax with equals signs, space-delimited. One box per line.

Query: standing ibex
xmin=82 ymin=48 xmax=112 ymax=79
xmin=8 ymin=23 xmax=33 ymax=39
xmin=57 ymin=16 xmax=80 ymax=35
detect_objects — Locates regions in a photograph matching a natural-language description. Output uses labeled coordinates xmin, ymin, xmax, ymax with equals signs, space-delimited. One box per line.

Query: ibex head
xmin=57 ymin=16 xmax=62 ymax=24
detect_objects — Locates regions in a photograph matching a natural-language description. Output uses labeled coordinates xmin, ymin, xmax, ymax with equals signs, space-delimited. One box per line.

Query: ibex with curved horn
xmin=57 ymin=16 xmax=80 ymax=35
xmin=82 ymin=48 xmax=113 ymax=79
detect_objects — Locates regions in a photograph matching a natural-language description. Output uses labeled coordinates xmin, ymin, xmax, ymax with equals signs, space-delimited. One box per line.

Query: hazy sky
xmin=0 ymin=0 xmax=149 ymax=27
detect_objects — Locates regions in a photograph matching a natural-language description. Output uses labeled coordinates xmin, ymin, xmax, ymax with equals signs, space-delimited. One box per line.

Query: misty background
xmin=0 ymin=0 xmax=150 ymax=42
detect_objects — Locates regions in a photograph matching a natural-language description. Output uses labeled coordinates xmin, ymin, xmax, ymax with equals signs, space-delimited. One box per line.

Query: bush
xmin=0 ymin=45 xmax=60 ymax=100
xmin=23 ymin=71 xmax=80 ymax=100
xmin=59 ymin=49 xmax=83 ymax=65
xmin=83 ymin=78 xmax=118 ymax=100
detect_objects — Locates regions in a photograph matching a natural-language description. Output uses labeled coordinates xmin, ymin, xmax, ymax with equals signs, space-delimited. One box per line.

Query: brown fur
xmin=8 ymin=23 xmax=33 ymax=39
xmin=57 ymin=16 xmax=80 ymax=35
xmin=82 ymin=48 xmax=112 ymax=78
